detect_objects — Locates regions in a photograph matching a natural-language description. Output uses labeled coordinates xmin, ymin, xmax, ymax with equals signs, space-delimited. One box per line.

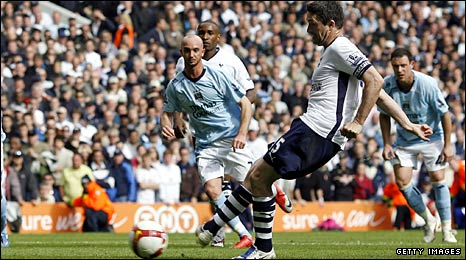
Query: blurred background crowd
xmin=1 ymin=1 xmax=464 ymax=229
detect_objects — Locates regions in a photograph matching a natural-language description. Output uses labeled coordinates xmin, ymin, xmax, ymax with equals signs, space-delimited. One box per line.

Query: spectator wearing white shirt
xmin=78 ymin=116 xmax=98 ymax=145
xmin=246 ymin=119 xmax=268 ymax=162
xmin=135 ymin=152 xmax=161 ymax=204
xmin=55 ymin=106 xmax=74 ymax=133
xmin=84 ymin=39 xmax=103 ymax=70
xmin=104 ymin=76 xmax=127 ymax=104
xmin=158 ymin=149 xmax=181 ymax=205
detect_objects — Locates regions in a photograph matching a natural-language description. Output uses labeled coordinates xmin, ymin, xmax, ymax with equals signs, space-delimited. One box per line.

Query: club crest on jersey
xmin=346 ymin=52 xmax=363 ymax=67
xmin=194 ymin=90 xmax=203 ymax=100
xmin=311 ymin=82 xmax=322 ymax=92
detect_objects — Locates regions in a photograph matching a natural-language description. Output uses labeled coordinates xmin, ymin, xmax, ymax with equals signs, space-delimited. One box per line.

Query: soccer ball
xmin=129 ymin=220 xmax=169 ymax=259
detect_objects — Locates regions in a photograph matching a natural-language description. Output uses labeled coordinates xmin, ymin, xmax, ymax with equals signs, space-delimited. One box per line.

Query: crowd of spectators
xmin=0 ymin=1 xmax=464 ymax=228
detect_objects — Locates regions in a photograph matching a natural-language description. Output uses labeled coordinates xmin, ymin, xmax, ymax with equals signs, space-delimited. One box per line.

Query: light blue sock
xmin=213 ymin=192 xmax=250 ymax=237
xmin=400 ymin=183 xmax=427 ymax=214
xmin=432 ymin=181 xmax=452 ymax=221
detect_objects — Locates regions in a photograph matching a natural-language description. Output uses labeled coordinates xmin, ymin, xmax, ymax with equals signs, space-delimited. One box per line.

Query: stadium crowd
xmin=1 ymin=1 xmax=464 ymax=230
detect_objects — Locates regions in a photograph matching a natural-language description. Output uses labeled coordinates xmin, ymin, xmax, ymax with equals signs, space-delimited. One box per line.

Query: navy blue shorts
xmin=263 ymin=118 xmax=341 ymax=180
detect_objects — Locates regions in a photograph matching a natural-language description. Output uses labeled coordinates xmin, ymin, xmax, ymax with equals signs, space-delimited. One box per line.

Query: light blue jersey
xmin=164 ymin=65 xmax=245 ymax=152
xmin=379 ymin=70 xmax=449 ymax=146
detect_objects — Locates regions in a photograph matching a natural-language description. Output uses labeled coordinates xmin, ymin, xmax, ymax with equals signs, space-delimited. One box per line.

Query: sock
xmin=252 ymin=196 xmax=276 ymax=252
xmin=432 ymin=180 xmax=452 ymax=228
xmin=204 ymin=185 xmax=253 ymax=235
xmin=212 ymin=192 xmax=250 ymax=238
xmin=400 ymin=183 xmax=430 ymax=222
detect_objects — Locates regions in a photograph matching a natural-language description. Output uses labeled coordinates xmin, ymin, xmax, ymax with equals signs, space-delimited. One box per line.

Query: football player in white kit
xmin=195 ymin=2 xmax=433 ymax=259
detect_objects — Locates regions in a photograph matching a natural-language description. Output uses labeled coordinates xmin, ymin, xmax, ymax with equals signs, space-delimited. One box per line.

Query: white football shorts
xmin=196 ymin=138 xmax=254 ymax=185
xmin=392 ymin=140 xmax=448 ymax=171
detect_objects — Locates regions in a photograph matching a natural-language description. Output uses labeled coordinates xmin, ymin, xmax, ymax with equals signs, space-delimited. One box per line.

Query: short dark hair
xmin=197 ymin=20 xmax=222 ymax=34
xmin=307 ymin=1 xmax=344 ymax=29
xmin=390 ymin=48 xmax=413 ymax=62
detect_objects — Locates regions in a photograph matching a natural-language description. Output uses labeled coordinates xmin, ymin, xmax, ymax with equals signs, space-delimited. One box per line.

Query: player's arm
xmin=377 ymin=90 xmax=432 ymax=141
xmin=440 ymin=111 xmax=453 ymax=163
xmin=341 ymin=66 xmax=383 ymax=139
xmin=379 ymin=113 xmax=395 ymax=160
xmin=232 ymin=96 xmax=252 ymax=149
xmin=161 ymin=111 xmax=176 ymax=140
xmin=245 ymin=88 xmax=256 ymax=104
xmin=172 ymin=112 xmax=187 ymax=138
xmin=233 ymin=55 xmax=256 ymax=104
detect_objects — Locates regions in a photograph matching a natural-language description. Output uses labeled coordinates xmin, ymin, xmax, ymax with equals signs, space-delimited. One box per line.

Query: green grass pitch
xmin=1 ymin=230 xmax=464 ymax=259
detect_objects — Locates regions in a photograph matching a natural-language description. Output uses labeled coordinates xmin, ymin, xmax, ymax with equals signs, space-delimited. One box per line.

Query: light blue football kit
xmin=164 ymin=63 xmax=253 ymax=241
xmin=380 ymin=69 xmax=453 ymax=236
xmin=380 ymin=70 xmax=449 ymax=147
xmin=164 ymin=65 xmax=245 ymax=153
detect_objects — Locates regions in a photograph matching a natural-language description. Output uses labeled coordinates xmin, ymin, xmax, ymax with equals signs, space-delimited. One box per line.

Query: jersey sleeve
xmin=231 ymin=55 xmax=255 ymax=91
xmin=163 ymin=81 xmax=180 ymax=113
xmin=330 ymin=39 xmax=372 ymax=80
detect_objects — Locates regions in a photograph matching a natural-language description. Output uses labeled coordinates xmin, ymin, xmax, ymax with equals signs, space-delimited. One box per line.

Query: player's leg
xmin=233 ymin=160 xmax=279 ymax=259
xmin=395 ymin=164 xmax=438 ymax=242
xmin=233 ymin=119 xmax=340 ymax=259
xmin=393 ymin=146 xmax=440 ymax=242
xmin=424 ymin=141 xmax=456 ymax=243
xmin=213 ymin=180 xmax=253 ymax=248
xmin=430 ymin=174 xmax=456 ymax=242
xmin=196 ymin=144 xmax=252 ymax=248
xmin=210 ymin=180 xmax=229 ymax=247
xmin=223 ymin=147 xmax=254 ymax=248
xmin=1 ymin=195 xmax=9 ymax=248
xmin=196 ymin=180 xmax=254 ymax=247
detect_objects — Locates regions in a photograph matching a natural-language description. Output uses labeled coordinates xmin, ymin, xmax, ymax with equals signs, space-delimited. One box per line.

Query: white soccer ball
xmin=129 ymin=220 xmax=169 ymax=259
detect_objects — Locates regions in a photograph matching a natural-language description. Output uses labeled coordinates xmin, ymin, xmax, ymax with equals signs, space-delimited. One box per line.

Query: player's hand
xmin=382 ymin=144 xmax=395 ymax=161
xmin=231 ymin=135 xmax=247 ymax=151
xmin=173 ymin=118 xmax=187 ymax=138
xmin=161 ymin=126 xmax=176 ymax=140
xmin=340 ymin=121 xmax=363 ymax=139
xmin=441 ymin=144 xmax=454 ymax=163
xmin=173 ymin=125 xmax=187 ymax=138
xmin=410 ymin=123 xmax=432 ymax=142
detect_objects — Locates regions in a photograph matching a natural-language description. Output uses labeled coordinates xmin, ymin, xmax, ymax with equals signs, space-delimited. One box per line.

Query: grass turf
xmin=1 ymin=230 xmax=464 ymax=259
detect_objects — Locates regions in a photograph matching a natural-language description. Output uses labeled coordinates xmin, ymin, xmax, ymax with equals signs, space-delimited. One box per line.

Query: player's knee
xmin=249 ymin=171 xmax=274 ymax=194
xmin=204 ymin=186 xmax=222 ymax=200
xmin=429 ymin=171 xmax=445 ymax=182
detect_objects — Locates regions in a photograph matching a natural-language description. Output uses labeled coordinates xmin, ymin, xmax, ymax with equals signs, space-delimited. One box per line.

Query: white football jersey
xmin=300 ymin=37 xmax=372 ymax=148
